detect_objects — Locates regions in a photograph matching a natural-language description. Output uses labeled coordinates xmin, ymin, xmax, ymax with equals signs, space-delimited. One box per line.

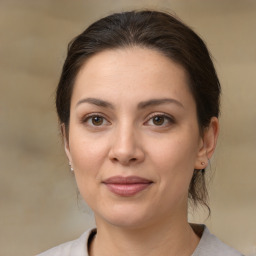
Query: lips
xmin=102 ymin=176 xmax=153 ymax=197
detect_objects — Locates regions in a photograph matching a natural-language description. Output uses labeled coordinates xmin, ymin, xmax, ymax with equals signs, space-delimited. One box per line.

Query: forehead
xmin=76 ymin=46 xmax=187 ymax=81
xmin=71 ymin=47 xmax=195 ymax=109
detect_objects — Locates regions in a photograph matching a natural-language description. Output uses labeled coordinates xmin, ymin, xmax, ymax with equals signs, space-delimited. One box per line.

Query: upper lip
xmin=102 ymin=176 xmax=153 ymax=184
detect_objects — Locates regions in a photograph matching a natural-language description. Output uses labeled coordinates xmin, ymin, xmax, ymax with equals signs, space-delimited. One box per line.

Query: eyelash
xmin=82 ymin=113 xmax=110 ymax=127
xmin=145 ymin=113 xmax=175 ymax=127
xmin=81 ymin=112 xmax=175 ymax=128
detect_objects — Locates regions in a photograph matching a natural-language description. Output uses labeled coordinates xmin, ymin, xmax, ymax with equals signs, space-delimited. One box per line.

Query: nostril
xmin=112 ymin=157 xmax=119 ymax=162
xmin=111 ymin=156 xmax=138 ymax=165
xmin=108 ymin=143 xmax=145 ymax=165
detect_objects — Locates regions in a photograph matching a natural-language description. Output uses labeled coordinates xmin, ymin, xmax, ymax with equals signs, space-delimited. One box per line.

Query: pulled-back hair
xmin=56 ymin=10 xmax=221 ymax=210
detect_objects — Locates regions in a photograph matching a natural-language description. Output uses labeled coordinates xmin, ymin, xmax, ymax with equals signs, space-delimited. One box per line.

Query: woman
xmin=38 ymin=10 xmax=243 ymax=256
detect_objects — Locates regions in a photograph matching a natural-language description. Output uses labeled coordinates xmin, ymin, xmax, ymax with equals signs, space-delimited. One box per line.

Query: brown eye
xmin=145 ymin=114 xmax=174 ymax=127
xmin=152 ymin=116 xmax=165 ymax=126
xmin=91 ymin=116 xmax=104 ymax=126
xmin=82 ymin=114 xmax=110 ymax=128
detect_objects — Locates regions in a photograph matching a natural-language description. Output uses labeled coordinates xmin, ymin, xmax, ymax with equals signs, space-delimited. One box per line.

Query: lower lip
xmin=104 ymin=183 xmax=152 ymax=196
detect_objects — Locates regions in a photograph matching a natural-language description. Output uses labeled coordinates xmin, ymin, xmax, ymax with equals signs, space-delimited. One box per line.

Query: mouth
xmin=102 ymin=176 xmax=153 ymax=197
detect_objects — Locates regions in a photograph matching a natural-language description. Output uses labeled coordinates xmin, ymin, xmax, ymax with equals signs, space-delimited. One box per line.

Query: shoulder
xmin=36 ymin=228 xmax=96 ymax=256
xmin=192 ymin=225 xmax=243 ymax=256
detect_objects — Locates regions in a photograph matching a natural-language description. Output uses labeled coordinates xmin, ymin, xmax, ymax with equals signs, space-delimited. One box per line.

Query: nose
xmin=108 ymin=125 xmax=145 ymax=166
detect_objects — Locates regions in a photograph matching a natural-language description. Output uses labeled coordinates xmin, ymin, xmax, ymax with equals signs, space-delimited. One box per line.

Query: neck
xmin=90 ymin=216 xmax=200 ymax=256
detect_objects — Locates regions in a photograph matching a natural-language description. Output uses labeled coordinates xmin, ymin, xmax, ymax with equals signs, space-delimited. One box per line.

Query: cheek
xmin=70 ymin=139 xmax=106 ymax=205
xmin=152 ymin=135 xmax=198 ymax=170
xmin=68 ymin=131 xmax=109 ymax=190
xmin=69 ymin=125 xmax=108 ymax=166
xmin=150 ymin=132 xmax=199 ymax=189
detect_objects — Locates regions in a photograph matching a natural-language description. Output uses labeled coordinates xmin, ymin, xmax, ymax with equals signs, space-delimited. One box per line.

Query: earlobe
xmin=61 ymin=124 xmax=73 ymax=164
xmin=194 ymin=117 xmax=219 ymax=170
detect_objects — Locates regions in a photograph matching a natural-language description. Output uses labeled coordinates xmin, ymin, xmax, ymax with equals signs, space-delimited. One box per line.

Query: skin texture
xmin=63 ymin=47 xmax=219 ymax=256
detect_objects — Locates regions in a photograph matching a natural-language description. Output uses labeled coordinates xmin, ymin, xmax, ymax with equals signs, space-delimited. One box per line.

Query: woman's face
xmin=65 ymin=47 xmax=210 ymax=229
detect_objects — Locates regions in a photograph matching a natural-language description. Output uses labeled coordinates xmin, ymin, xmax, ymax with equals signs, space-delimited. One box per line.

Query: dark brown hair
xmin=56 ymin=10 xmax=221 ymax=210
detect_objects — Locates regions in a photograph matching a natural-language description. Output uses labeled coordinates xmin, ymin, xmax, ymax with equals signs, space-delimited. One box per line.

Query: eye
xmin=152 ymin=116 xmax=165 ymax=126
xmin=83 ymin=114 xmax=110 ymax=127
xmin=145 ymin=114 xmax=174 ymax=127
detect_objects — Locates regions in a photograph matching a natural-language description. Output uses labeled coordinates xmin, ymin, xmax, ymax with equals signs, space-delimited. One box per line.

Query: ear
xmin=194 ymin=117 xmax=219 ymax=170
xmin=61 ymin=124 xmax=73 ymax=164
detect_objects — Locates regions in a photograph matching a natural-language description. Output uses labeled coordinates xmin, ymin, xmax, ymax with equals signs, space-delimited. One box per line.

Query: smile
xmin=102 ymin=176 xmax=153 ymax=197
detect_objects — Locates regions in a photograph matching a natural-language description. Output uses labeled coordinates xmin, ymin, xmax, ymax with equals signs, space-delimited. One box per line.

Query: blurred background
xmin=0 ymin=0 xmax=255 ymax=255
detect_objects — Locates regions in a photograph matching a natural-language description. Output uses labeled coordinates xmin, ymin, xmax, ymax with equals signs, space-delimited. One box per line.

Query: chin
xmin=106 ymin=216 xmax=151 ymax=230
xmin=95 ymin=203 xmax=154 ymax=230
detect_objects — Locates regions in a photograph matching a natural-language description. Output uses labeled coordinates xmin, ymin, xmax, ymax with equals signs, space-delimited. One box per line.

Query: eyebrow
xmin=138 ymin=98 xmax=184 ymax=109
xmin=76 ymin=97 xmax=184 ymax=109
xmin=76 ymin=98 xmax=114 ymax=109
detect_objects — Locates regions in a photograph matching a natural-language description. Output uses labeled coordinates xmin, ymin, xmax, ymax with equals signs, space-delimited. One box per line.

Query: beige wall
xmin=0 ymin=1 xmax=255 ymax=255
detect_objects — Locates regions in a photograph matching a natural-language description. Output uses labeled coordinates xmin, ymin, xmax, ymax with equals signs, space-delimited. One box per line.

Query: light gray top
xmin=37 ymin=225 xmax=243 ymax=256
xmin=191 ymin=225 xmax=243 ymax=256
